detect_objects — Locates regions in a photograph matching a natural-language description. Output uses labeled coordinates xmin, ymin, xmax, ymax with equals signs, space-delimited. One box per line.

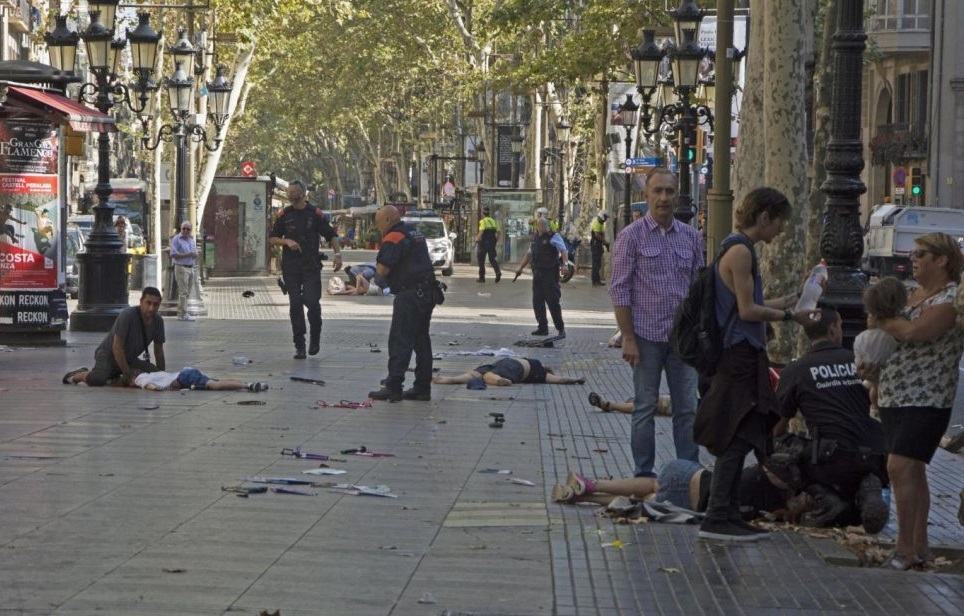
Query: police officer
xmin=269 ymin=180 xmax=342 ymax=359
xmin=514 ymin=217 xmax=566 ymax=337
xmin=368 ymin=205 xmax=438 ymax=402
xmin=775 ymin=307 xmax=889 ymax=533
xmin=475 ymin=206 xmax=501 ymax=283
xmin=590 ymin=211 xmax=610 ymax=286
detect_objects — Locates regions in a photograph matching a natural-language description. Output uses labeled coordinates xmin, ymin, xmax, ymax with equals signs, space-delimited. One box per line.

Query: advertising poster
xmin=0 ymin=119 xmax=61 ymax=293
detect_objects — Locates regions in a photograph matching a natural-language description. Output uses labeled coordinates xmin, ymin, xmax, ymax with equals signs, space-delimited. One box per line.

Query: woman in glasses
xmin=871 ymin=232 xmax=964 ymax=570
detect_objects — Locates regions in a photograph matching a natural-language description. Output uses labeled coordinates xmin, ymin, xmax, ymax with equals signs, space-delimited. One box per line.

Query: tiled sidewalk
xmin=0 ymin=263 xmax=961 ymax=615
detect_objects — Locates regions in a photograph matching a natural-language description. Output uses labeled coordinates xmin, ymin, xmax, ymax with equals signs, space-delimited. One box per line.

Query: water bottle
xmin=795 ymin=259 xmax=828 ymax=311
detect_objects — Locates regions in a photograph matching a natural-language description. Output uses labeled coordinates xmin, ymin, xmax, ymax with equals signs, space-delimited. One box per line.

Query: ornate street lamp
xmin=49 ymin=6 xmax=161 ymax=332
xmin=819 ymin=2 xmax=869 ymax=344
xmin=476 ymin=141 xmax=486 ymax=185
xmin=619 ymin=94 xmax=639 ymax=229
xmin=510 ymin=129 xmax=524 ymax=188
xmin=631 ymin=1 xmax=711 ymax=225
xmin=142 ymin=29 xmax=233 ymax=319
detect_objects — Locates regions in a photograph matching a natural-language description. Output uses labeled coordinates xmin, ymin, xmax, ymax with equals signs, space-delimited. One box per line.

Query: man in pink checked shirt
xmin=609 ymin=167 xmax=704 ymax=479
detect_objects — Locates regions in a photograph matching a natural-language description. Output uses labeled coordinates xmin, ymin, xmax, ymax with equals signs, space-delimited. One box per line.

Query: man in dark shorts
xmin=432 ymin=357 xmax=585 ymax=386
xmin=63 ymin=287 xmax=166 ymax=386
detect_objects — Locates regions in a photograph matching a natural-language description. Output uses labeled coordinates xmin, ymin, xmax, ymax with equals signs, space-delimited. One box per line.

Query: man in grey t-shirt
xmin=63 ymin=287 xmax=167 ymax=386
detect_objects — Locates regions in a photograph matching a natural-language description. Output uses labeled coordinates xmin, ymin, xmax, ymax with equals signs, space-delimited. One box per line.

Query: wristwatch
xmin=783 ymin=309 xmax=793 ymax=322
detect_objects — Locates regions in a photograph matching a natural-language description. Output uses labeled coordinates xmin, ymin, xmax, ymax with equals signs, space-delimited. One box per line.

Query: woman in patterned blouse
xmin=873 ymin=232 xmax=964 ymax=570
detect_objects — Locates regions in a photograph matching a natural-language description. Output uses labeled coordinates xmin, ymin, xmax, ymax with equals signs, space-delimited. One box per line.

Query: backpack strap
xmin=713 ymin=234 xmax=758 ymax=344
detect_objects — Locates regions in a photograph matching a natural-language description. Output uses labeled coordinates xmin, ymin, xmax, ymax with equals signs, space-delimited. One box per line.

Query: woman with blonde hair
xmin=873 ymin=232 xmax=964 ymax=570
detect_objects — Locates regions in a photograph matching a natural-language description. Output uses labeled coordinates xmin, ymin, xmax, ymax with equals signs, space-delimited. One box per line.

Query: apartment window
xmin=894 ymin=70 xmax=928 ymax=132
xmin=872 ymin=0 xmax=930 ymax=31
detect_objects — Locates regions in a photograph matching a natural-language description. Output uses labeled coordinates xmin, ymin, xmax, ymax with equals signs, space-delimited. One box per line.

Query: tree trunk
xmin=195 ymin=44 xmax=255 ymax=227
xmin=733 ymin=0 xmax=813 ymax=365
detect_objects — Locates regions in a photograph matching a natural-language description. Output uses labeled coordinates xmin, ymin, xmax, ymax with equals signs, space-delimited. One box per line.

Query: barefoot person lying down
xmin=134 ymin=367 xmax=268 ymax=392
xmin=432 ymin=357 xmax=585 ymax=386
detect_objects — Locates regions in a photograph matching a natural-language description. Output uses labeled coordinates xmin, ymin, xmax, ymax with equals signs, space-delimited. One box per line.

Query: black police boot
xmin=531 ymin=328 xmax=550 ymax=336
xmin=369 ymin=387 xmax=402 ymax=402
xmin=801 ymin=485 xmax=848 ymax=528
xmin=856 ymin=474 xmax=889 ymax=534
xmin=495 ymin=269 xmax=502 ymax=283
xmin=308 ymin=331 xmax=320 ymax=356
xmin=293 ymin=336 xmax=306 ymax=359
xmin=277 ymin=277 xmax=288 ymax=295
xmin=402 ymin=387 xmax=431 ymax=401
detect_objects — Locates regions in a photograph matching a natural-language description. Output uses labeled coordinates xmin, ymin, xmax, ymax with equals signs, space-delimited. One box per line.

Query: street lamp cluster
xmin=43 ymin=1 xmax=233 ymax=329
xmin=628 ymin=0 xmax=729 ymax=224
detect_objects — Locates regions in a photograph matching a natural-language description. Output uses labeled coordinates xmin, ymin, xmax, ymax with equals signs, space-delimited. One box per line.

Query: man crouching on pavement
xmin=368 ymin=205 xmax=438 ymax=402
xmin=63 ymin=287 xmax=165 ymax=386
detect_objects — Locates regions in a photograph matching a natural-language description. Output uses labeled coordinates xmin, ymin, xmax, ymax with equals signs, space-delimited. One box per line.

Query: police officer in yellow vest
xmin=476 ymin=206 xmax=501 ymax=283
xmin=590 ymin=211 xmax=610 ymax=286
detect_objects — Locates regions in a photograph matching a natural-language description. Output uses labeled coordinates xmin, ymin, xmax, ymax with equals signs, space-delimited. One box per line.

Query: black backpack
xmin=670 ymin=234 xmax=756 ymax=377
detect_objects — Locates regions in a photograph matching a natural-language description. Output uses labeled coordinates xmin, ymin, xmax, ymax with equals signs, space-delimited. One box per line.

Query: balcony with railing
xmin=0 ymin=0 xmax=34 ymax=34
xmin=868 ymin=123 xmax=928 ymax=167
xmin=867 ymin=3 xmax=930 ymax=54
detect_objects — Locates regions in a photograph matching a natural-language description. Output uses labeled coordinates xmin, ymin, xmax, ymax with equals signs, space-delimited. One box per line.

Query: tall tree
xmin=733 ymin=0 xmax=813 ymax=363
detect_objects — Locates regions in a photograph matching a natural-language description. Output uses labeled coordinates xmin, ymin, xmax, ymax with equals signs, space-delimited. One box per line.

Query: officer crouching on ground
xmin=368 ymin=205 xmax=440 ymax=402
xmin=269 ymin=180 xmax=342 ymax=359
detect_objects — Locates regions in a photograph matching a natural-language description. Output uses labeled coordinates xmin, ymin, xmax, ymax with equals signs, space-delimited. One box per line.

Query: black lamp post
xmin=49 ymin=3 xmax=162 ymax=332
xmin=556 ymin=120 xmax=570 ymax=227
xmin=819 ymin=1 xmax=869 ymax=345
xmin=510 ymin=129 xmax=524 ymax=188
xmin=631 ymin=1 xmax=712 ymax=225
xmin=476 ymin=141 xmax=486 ymax=185
xmin=619 ymin=94 xmax=638 ymax=229
xmin=142 ymin=29 xmax=232 ymax=318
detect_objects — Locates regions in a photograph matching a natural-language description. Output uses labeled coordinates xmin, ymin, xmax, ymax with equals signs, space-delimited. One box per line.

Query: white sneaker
xmin=178 ymin=315 xmax=196 ymax=322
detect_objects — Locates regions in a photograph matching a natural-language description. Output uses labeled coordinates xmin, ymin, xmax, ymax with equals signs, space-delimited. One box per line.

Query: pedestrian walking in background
xmin=515 ymin=217 xmax=567 ymax=338
xmin=269 ymin=180 xmax=343 ymax=359
xmin=694 ymin=187 xmax=818 ymax=543
xmin=170 ymin=220 xmax=199 ymax=321
xmin=368 ymin=205 xmax=438 ymax=402
xmin=476 ymin=206 xmax=501 ymax=283
xmin=590 ymin=211 xmax=609 ymax=286
xmin=609 ymin=167 xmax=703 ymax=480
xmin=114 ymin=215 xmax=129 ymax=253
xmin=871 ymin=232 xmax=964 ymax=570
xmin=62 ymin=287 xmax=166 ymax=387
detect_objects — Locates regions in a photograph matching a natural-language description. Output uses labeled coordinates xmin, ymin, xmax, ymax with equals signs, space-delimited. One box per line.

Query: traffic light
xmin=910 ymin=167 xmax=924 ymax=202
xmin=682 ymin=143 xmax=696 ymax=163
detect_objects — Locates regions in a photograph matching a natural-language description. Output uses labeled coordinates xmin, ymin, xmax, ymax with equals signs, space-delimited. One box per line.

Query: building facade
xmin=863 ymin=0 xmax=963 ymax=214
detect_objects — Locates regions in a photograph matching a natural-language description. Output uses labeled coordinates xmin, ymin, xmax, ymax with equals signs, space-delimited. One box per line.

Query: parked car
xmin=401 ymin=210 xmax=456 ymax=276
xmin=65 ymin=222 xmax=85 ymax=299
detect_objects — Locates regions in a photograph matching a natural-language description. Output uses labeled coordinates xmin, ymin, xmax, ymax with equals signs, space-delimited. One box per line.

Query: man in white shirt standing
xmin=170 ymin=221 xmax=199 ymax=321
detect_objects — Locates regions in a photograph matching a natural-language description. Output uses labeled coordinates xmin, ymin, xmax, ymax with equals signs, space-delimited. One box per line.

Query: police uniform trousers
xmin=477 ymin=242 xmax=500 ymax=280
xmin=590 ymin=239 xmax=604 ymax=284
xmin=386 ymin=287 xmax=435 ymax=392
xmin=282 ymin=263 xmax=322 ymax=348
xmin=532 ymin=266 xmax=564 ymax=333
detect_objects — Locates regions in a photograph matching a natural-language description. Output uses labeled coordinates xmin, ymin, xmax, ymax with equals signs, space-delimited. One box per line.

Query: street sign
xmin=626 ymin=157 xmax=661 ymax=167
xmin=241 ymin=161 xmax=256 ymax=177
xmin=894 ymin=186 xmax=905 ymax=196
xmin=893 ymin=166 xmax=907 ymax=187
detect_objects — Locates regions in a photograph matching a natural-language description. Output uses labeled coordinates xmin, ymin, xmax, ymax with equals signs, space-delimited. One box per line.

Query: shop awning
xmin=3 ymin=85 xmax=116 ymax=133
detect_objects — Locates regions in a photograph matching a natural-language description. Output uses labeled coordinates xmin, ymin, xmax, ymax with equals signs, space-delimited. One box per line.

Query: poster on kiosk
xmin=0 ymin=117 xmax=67 ymax=332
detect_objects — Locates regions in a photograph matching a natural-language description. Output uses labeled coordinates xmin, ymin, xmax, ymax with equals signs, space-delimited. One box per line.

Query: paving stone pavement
xmin=0 ymin=254 xmax=961 ymax=615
